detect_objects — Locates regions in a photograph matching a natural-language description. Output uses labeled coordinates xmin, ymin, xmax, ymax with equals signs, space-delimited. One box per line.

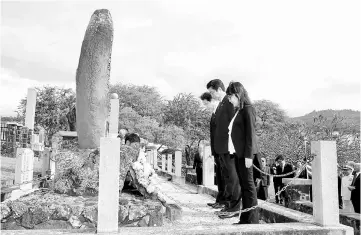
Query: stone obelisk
xmin=76 ymin=9 xmax=113 ymax=149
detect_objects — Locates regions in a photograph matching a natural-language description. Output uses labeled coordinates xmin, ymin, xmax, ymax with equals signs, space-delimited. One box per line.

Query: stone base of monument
xmin=0 ymin=190 xmax=163 ymax=230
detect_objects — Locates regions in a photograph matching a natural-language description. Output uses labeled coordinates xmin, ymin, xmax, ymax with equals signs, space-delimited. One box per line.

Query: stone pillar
xmin=148 ymin=151 xmax=153 ymax=165
xmin=76 ymin=9 xmax=113 ymax=149
xmin=174 ymin=150 xmax=182 ymax=177
xmin=202 ymin=145 xmax=214 ymax=186
xmin=98 ymin=137 xmax=120 ymax=233
xmin=108 ymin=93 xmax=119 ymax=138
xmin=311 ymin=141 xmax=339 ymax=226
xmin=15 ymin=148 xmax=34 ymax=190
xmin=153 ymin=150 xmax=158 ymax=170
xmin=162 ymin=154 xmax=166 ymax=171
xmin=41 ymin=147 xmax=51 ymax=177
xmin=24 ymin=88 xmax=37 ymax=130
xmin=167 ymin=153 xmax=173 ymax=174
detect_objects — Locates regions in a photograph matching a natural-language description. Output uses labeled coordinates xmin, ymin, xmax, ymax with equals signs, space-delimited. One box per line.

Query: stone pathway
xmin=156 ymin=176 xmax=240 ymax=227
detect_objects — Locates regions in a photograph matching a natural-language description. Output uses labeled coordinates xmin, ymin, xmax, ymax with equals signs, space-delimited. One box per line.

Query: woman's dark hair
xmin=226 ymin=81 xmax=252 ymax=108
xmin=125 ymin=133 xmax=140 ymax=144
xmin=206 ymin=79 xmax=225 ymax=92
xmin=275 ymin=154 xmax=284 ymax=162
xmin=200 ymin=92 xmax=212 ymax=102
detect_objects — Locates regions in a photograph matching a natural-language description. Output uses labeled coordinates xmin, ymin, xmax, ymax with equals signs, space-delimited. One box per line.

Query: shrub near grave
xmin=0 ymin=140 xmax=165 ymax=230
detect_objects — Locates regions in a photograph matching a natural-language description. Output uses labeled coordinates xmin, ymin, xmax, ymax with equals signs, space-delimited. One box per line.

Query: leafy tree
xmin=110 ymin=83 xmax=165 ymax=122
xmin=16 ymin=86 xmax=76 ymax=142
xmin=162 ymin=93 xmax=210 ymax=164
xmin=253 ymin=100 xmax=287 ymax=133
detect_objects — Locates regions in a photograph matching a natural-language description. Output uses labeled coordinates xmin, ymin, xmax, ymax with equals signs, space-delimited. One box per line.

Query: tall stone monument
xmin=76 ymin=9 xmax=113 ymax=149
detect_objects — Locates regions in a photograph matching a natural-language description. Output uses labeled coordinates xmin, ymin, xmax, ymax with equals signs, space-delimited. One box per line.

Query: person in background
xmin=272 ymin=161 xmax=281 ymax=203
xmin=275 ymin=155 xmax=294 ymax=205
xmin=123 ymin=133 xmax=141 ymax=190
xmin=193 ymin=142 xmax=204 ymax=185
xmin=257 ymin=157 xmax=270 ymax=200
xmin=341 ymin=165 xmax=354 ymax=212
xmin=349 ymin=163 xmax=360 ymax=213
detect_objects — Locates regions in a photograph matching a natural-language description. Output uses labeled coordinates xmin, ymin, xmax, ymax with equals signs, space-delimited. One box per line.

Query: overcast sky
xmin=1 ymin=0 xmax=360 ymax=117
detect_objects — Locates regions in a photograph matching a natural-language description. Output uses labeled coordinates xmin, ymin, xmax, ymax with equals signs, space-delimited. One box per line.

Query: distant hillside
xmin=292 ymin=109 xmax=360 ymax=131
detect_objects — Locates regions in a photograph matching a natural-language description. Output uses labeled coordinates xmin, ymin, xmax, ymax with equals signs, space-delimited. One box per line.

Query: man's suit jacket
xmin=210 ymin=113 xmax=216 ymax=156
xmin=230 ymin=104 xmax=259 ymax=160
xmin=214 ymin=96 xmax=234 ymax=154
xmin=275 ymin=163 xmax=294 ymax=185
xmin=351 ymin=173 xmax=360 ymax=203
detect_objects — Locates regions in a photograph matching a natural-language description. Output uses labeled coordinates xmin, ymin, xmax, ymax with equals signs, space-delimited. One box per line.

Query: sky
xmin=0 ymin=0 xmax=360 ymax=117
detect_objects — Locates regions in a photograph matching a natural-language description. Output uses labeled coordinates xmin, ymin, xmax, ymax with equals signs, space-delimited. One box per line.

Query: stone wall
xmin=1 ymin=191 xmax=163 ymax=230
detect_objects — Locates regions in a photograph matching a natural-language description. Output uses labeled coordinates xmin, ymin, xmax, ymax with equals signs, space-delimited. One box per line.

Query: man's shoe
xmin=233 ymin=219 xmax=247 ymax=225
xmin=218 ymin=212 xmax=239 ymax=219
xmin=207 ymin=202 xmax=216 ymax=207
xmin=212 ymin=203 xmax=225 ymax=209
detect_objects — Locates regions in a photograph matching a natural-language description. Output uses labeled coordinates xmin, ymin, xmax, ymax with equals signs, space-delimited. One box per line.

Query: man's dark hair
xmin=275 ymin=154 xmax=284 ymax=162
xmin=125 ymin=133 xmax=140 ymax=144
xmin=206 ymin=79 xmax=225 ymax=92
xmin=200 ymin=92 xmax=212 ymax=102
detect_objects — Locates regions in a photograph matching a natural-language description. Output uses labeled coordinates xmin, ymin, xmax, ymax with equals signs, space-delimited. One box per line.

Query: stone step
xmin=0 ymin=222 xmax=353 ymax=235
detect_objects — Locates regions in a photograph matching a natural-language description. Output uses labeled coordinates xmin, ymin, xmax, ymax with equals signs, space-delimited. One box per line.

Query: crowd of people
xmin=193 ymin=79 xmax=360 ymax=224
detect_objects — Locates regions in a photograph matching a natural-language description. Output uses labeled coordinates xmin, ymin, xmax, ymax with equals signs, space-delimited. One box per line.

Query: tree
xmin=162 ymin=93 xmax=210 ymax=164
xmin=110 ymin=83 xmax=165 ymax=122
xmin=253 ymin=100 xmax=287 ymax=133
xmin=16 ymin=86 xmax=76 ymax=142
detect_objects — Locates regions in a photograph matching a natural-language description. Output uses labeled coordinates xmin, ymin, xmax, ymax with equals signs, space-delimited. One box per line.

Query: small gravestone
xmin=162 ymin=154 xmax=166 ymax=171
xmin=15 ymin=148 xmax=34 ymax=190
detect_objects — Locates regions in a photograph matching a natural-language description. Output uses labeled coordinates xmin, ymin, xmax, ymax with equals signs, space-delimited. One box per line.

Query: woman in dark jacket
xmin=226 ymin=81 xmax=259 ymax=224
xmin=193 ymin=151 xmax=203 ymax=185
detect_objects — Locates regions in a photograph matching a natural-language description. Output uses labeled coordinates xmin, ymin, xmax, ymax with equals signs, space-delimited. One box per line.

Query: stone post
xmin=167 ymin=153 xmax=173 ymax=174
xmin=76 ymin=9 xmax=113 ymax=149
xmin=162 ymin=154 xmax=166 ymax=171
xmin=311 ymin=141 xmax=339 ymax=226
xmin=97 ymin=137 xmax=120 ymax=233
xmin=202 ymin=145 xmax=214 ymax=186
xmin=153 ymin=149 xmax=158 ymax=170
xmin=174 ymin=150 xmax=182 ymax=177
xmin=14 ymin=88 xmax=36 ymax=190
xmin=24 ymin=88 xmax=36 ymax=130
xmin=108 ymin=93 xmax=119 ymax=138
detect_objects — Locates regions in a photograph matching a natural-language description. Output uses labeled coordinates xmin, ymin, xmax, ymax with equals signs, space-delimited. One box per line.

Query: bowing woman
xmin=226 ymin=81 xmax=259 ymax=224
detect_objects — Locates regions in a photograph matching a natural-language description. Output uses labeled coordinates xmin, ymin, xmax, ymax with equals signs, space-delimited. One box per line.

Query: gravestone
xmin=15 ymin=148 xmax=34 ymax=190
xmin=167 ymin=154 xmax=173 ymax=174
xmin=76 ymin=9 xmax=113 ymax=149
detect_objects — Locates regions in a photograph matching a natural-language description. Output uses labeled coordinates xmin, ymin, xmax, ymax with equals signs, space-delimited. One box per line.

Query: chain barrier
xmin=154 ymin=154 xmax=315 ymax=219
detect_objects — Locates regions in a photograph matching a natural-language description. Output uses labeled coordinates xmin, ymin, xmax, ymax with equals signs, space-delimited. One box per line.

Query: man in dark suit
xmin=200 ymin=92 xmax=226 ymax=208
xmin=207 ymin=79 xmax=241 ymax=213
xmin=257 ymin=157 xmax=270 ymax=200
xmin=349 ymin=164 xmax=360 ymax=213
xmin=275 ymin=155 xmax=294 ymax=205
